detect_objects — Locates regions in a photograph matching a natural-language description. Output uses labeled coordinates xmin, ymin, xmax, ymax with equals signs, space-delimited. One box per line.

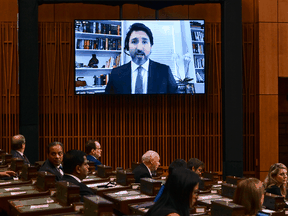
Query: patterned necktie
xmin=135 ymin=66 xmax=143 ymax=94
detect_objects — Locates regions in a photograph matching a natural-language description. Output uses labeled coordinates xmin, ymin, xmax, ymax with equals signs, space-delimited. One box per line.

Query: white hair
xmin=142 ymin=150 xmax=158 ymax=163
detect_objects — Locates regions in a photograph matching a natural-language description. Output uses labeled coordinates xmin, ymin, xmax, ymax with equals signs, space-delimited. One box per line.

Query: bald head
xmin=142 ymin=150 xmax=160 ymax=171
xmin=11 ymin=134 xmax=26 ymax=152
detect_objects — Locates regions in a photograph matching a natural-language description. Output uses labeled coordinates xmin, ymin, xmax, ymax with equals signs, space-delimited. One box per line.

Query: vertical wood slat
xmin=0 ymin=22 xmax=19 ymax=152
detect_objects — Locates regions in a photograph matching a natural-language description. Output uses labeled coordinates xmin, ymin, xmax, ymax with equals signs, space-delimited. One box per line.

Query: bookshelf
xmin=190 ymin=22 xmax=205 ymax=86
xmin=75 ymin=20 xmax=123 ymax=94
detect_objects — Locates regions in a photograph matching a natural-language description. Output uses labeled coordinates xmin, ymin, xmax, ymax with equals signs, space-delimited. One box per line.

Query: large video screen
xmin=74 ymin=20 xmax=205 ymax=95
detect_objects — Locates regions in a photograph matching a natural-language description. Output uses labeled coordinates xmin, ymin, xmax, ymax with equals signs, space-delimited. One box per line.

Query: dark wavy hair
xmin=145 ymin=167 xmax=200 ymax=216
xmin=124 ymin=22 xmax=154 ymax=54
xmin=63 ymin=150 xmax=86 ymax=174
xmin=85 ymin=139 xmax=98 ymax=154
xmin=168 ymin=159 xmax=187 ymax=175
xmin=187 ymin=158 xmax=204 ymax=170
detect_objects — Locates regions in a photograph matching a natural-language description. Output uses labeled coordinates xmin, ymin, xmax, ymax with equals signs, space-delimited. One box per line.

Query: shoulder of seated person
xmin=167 ymin=213 xmax=180 ymax=216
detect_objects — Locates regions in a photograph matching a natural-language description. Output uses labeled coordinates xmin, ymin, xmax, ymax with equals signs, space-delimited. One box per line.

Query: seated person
xmin=264 ymin=163 xmax=287 ymax=197
xmin=85 ymin=139 xmax=102 ymax=170
xmin=233 ymin=178 xmax=264 ymax=216
xmin=187 ymin=158 xmax=204 ymax=176
xmin=133 ymin=150 xmax=160 ymax=183
xmin=11 ymin=134 xmax=30 ymax=165
xmin=154 ymin=158 xmax=187 ymax=202
xmin=39 ymin=142 xmax=64 ymax=181
xmin=145 ymin=167 xmax=200 ymax=216
xmin=61 ymin=150 xmax=94 ymax=201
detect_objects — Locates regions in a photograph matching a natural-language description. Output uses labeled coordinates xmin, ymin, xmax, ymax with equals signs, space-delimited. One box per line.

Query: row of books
xmin=194 ymin=57 xmax=205 ymax=69
xmin=190 ymin=21 xmax=204 ymax=29
xmin=105 ymin=54 xmax=121 ymax=69
xmin=192 ymin=43 xmax=204 ymax=54
xmin=76 ymin=38 xmax=121 ymax=51
xmin=191 ymin=31 xmax=204 ymax=42
xmin=75 ymin=20 xmax=121 ymax=35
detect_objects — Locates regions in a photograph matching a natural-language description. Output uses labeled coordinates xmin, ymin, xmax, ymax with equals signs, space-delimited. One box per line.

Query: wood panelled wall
xmin=0 ymin=1 xmax=257 ymax=175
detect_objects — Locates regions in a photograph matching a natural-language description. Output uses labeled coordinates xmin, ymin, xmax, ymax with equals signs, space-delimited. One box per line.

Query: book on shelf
xmin=192 ymin=44 xmax=204 ymax=54
xmin=76 ymin=38 xmax=121 ymax=51
xmin=75 ymin=20 xmax=121 ymax=36
xmin=194 ymin=56 xmax=205 ymax=69
xmin=192 ymin=31 xmax=204 ymax=41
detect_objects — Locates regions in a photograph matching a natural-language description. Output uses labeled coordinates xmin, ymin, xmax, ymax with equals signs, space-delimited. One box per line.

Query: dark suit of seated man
xmin=11 ymin=134 xmax=30 ymax=165
xmin=61 ymin=150 xmax=95 ymax=201
xmin=85 ymin=139 xmax=102 ymax=171
xmin=133 ymin=150 xmax=160 ymax=183
xmin=39 ymin=142 xmax=64 ymax=181
xmin=105 ymin=22 xmax=178 ymax=94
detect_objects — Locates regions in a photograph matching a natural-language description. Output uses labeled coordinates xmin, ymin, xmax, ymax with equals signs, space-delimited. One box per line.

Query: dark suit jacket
xmin=105 ymin=60 xmax=178 ymax=94
xmin=86 ymin=155 xmax=102 ymax=171
xmin=10 ymin=149 xmax=30 ymax=165
xmin=60 ymin=174 xmax=95 ymax=202
xmin=38 ymin=159 xmax=63 ymax=181
xmin=132 ymin=163 xmax=152 ymax=183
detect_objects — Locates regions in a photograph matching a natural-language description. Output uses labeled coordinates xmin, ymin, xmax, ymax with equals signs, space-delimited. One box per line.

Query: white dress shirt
xmin=131 ymin=59 xmax=149 ymax=94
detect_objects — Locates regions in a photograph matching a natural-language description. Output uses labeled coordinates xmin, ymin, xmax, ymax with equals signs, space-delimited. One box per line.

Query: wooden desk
xmin=140 ymin=178 xmax=163 ymax=196
xmin=103 ymin=189 xmax=155 ymax=215
xmin=83 ymin=195 xmax=114 ymax=215
xmin=197 ymin=193 xmax=232 ymax=208
xmin=0 ymin=184 xmax=50 ymax=214
xmin=203 ymin=171 xmax=219 ymax=184
xmin=225 ymin=176 xmax=245 ymax=185
xmin=129 ymin=201 xmax=154 ymax=215
xmin=211 ymin=200 xmax=245 ymax=216
xmin=86 ymin=181 xmax=131 ymax=197
xmin=82 ymin=175 xmax=109 ymax=185
xmin=97 ymin=165 xmax=113 ymax=178
xmin=263 ymin=193 xmax=286 ymax=211
xmin=116 ymin=170 xmax=135 ymax=186
xmin=0 ymin=179 xmax=32 ymax=188
xmin=221 ymin=183 xmax=237 ymax=199
xmin=9 ymin=196 xmax=76 ymax=216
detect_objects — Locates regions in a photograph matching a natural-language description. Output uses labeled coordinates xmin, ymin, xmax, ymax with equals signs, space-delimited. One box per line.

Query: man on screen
xmin=105 ymin=22 xmax=178 ymax=94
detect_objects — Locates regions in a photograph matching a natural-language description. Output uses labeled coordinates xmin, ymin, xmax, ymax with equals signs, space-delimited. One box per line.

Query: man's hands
xmin=0 ymin=171 xmax=16 ymax=177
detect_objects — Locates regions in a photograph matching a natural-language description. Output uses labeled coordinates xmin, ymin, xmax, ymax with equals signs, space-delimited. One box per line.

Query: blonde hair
xmin=233 ymin=178 xmax=264 ymax=215
xmin=264 ymin=163 xmax=287 ymax=196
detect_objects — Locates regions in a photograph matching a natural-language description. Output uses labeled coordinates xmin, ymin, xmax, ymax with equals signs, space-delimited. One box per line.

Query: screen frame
xmin=73 ymin=19 xmax=207 ymax=95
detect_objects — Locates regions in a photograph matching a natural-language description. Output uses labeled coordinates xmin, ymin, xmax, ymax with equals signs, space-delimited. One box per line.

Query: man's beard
xmin=131 ymin=50 xmax=149 ymax=65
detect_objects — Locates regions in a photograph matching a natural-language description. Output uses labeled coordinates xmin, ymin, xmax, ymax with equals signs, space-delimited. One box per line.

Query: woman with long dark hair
xmin=145 ymin=167 xmax=200 ymax=216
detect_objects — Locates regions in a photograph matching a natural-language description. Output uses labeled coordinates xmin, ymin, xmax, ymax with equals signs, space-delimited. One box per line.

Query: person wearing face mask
xmin=105 ymin=22 xmax=178 ymax=94
xmin=133 ymin=150 xmax=161 ymax=183
xmin=233 ymin=178 xmax=265 ymax=216
xmin=263 ymin=163 xmax=287 ymax=197
xmin=145 ymin=167 xmax=200 ymax=216
xmin=85 ymin=139 xmax=102 ymax=170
